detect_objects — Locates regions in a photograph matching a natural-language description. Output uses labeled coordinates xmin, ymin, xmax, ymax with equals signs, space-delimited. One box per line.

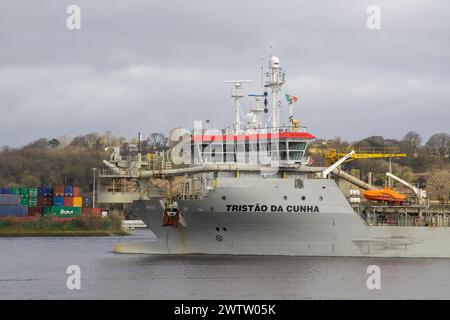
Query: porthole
xmin=216 ymin=227 xmax=220 ymax=231
xmin=221 ymin=195 xmax=226 ymax=200
xmin=301 ymin=196 xmax=306 ymax=201
xmin=283 ymin=195 xmax=288 ymax=200
xmin=322 ymin=186 xmax=326 ymax=189
xmin=223 ymin=227 xmax=227 ymax=231
xmin=319 ymin=196 xmax=323 ymax=201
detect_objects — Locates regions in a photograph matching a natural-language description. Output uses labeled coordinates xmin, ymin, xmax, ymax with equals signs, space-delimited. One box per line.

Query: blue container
xmin=0 ymin=195 xmax=21 ymax=206
xmin=53 ymin=196 xmax=64 ymax=206
xmin=43 ymin=186 xmax=53 ymax=197
xmin=0 ymin=205 xmax=28 ymax=217
xmin=1 ymin=187 xmax=10 ymax=194
xmin=83 ymin=196 xmax=91 ymax=208
xmin=37 ymin=188 xmax=43 ymax=196
xmin=64 ymin=185 xmax=73 ymax=196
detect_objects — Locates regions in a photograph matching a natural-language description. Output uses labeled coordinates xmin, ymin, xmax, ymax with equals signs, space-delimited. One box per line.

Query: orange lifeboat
xmin=363 ymin=187 xmax=406 ymax=204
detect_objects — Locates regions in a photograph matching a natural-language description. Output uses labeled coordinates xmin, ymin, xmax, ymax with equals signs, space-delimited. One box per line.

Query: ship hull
xmin=114 ymin=178 xmax=450 ymax=258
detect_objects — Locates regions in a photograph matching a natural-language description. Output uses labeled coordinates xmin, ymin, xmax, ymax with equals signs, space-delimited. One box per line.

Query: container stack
xmin=45 ymin=185 xmax=83 ymax=218
xmin=0 ymin=184 xmax=96 ymax=218
xmin=0 ymin=192 xmax=28 ymax=217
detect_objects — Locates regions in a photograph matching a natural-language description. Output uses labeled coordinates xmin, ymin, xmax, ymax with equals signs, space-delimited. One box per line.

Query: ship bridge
xmin=187 ymin=130 xmax=316 ymax=166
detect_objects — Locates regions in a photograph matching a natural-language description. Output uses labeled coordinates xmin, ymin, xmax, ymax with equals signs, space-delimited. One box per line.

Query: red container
xmin=28 ymin=207 xmax=42 ymax=216
xmin=63 ymin=197 xmax=73 ymax=206
xmin=72 ymin=186 xmax=81 ymax=197
xmin=37 ymin=196 xmax=44 ymax=208
xmin=92 ymin=208 xmax=102 ymax=217
xmin=43 ymin=196 xmax=53 ymax=206
xmin=53 ymin=186 xmax=65 ymax=196
xmin=82 ymin=207 xmax=102 ymax=217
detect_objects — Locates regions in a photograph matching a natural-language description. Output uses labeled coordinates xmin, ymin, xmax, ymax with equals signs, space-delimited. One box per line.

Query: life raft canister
xmin=163 ymin=208 xmax=180 ymax=227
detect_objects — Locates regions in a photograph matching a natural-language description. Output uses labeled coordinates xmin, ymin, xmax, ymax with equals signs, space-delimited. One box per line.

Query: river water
xmin=1 ymin=230 xmax=450 ymax=299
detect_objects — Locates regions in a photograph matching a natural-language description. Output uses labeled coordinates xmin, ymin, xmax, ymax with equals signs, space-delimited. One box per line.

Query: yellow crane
xmin=324 ymin=146 xmax=407 ymax=166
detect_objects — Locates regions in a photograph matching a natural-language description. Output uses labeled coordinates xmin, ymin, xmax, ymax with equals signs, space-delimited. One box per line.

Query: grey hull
xmin=115 ymin=179 xmax=450 ymax=258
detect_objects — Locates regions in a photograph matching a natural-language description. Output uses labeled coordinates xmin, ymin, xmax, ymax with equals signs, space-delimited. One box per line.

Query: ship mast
xmin=223 ymin=80 xmax=252 ymax=134
xmin=265 ymin=55 xmax=285 ymax=131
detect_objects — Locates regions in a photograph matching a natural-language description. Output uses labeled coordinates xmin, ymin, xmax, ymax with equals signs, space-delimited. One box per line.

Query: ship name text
xmin=225 ymin=204 xmax=319 ymax=213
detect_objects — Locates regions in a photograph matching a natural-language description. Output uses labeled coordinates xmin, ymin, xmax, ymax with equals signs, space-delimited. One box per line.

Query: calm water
xmin=1 ymin=230 xmax=450 ymax=299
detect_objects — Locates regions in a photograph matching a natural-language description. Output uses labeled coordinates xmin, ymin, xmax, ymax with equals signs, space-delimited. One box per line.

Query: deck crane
xmin=324 ymin=147 xmax=407 ymax=166
xmin=385 ymin=172 xmax=427 ymax=205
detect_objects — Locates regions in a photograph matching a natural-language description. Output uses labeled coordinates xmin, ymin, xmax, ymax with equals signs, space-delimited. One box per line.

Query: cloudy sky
xmin=1 ymin=0 xmax=449 ymax=147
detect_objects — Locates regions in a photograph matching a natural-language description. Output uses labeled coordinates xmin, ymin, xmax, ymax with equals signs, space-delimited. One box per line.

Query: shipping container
xmin=0 ymin=205 xmax=28 ymax=217
xmin=20 ymin=197 xmax=28 ymax=206
xmin=0 ymin=194 xmax=21 ymax=206
xmin=83 ymin=196 xmax=91 ymax=208
xmin=19 ymin=187 xmax=29 ymax=196
xmin=28 ymin=199 xmax=38 ymax=208
xmin=82 ymin=207 xmax=102 ymax=217
xmin=63 ymin=197 xmax=73 ymax=206
xmin=43 ymin=196 xmax=53 ymax=206
xmin=1 ymin=187 xmax=10 ymax=194
xmin=43 ymin=206 xmax=81 ymax=218
xmin=64 ymin=185 xmax=73 ymax=196
xmin=28 ymin=187 xmax=38 ymax=197
xmin=53 ymin=186 xmax=65 ymax=196
xmin=37 ymin=196 xmax=44 ymax=208
xmin=72 ymin=186 xmax=81 ymax=197
xmin=10 ymin=187 xmax=20 ymax=195
xmin=27 ymin=207 xmax=41 ymax=216
xmin=53 ymin=196 xmax=64 ymax=206
xmin=43 ymin=186 xmax=53 ymax=196
xmin=73 ymin=196 xmax=83 ymax=207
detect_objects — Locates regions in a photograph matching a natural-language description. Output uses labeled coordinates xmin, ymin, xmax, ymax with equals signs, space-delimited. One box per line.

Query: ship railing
xmin=193 ymin=126 xmax=309 ymax=136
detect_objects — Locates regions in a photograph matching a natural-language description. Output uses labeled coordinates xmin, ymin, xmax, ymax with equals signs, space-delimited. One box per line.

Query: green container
xmin=10 ymin=187 xmax=20 ymax=195
xmin=44 ymin=206 xmax=81 ymax=218
xmin=28 ymin=199 xmax=38 ymax=208
xmin=28 ymin=188 xmax=38 ymax=197
xmin=19 ymin=187 xmax=29 ymax=196
xmin=20 ymin=197 xmax=28 ymax=206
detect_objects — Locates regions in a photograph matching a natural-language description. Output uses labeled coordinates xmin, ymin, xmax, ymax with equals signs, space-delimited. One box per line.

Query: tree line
xmin=0 ymin=130 xmax=448 ymax=201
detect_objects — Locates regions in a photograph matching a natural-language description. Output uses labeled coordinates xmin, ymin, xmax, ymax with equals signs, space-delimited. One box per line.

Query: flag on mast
xmin=285 ymin=94 xmax=298 ymax=104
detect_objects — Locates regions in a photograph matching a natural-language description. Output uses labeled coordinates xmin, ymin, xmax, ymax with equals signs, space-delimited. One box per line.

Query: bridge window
xmin=288 ymin=141 xmax=306 ymax=151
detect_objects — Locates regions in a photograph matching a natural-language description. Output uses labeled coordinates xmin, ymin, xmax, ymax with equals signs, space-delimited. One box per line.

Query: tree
xmin=48 ymin=138 xmax=61 ymax=148
xmin=402 ymin=131 xmax=422 ymax=155
xmin=20 ymin=174 xmax=41 ymax=187
xmin=427 ymin=168 xmax=450 ymax=203
xmin=425 ymin=133 xmax=450 ymax=158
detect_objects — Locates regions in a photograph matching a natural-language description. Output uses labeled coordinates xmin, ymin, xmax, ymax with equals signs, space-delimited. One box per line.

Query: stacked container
xmin=19 ymin=187 xmax=29 ymax=206
xmin=0 ymin=194 xmax=27 ymax=217
xmin=0 ymin=184 xmax=87 ymax=218
xmin=28 ymin=187 xmax=38 ymax=208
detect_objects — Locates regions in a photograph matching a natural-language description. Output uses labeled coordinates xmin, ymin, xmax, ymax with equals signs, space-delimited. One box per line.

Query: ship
xmin=105 ymin=55 xmax=450 ymax=258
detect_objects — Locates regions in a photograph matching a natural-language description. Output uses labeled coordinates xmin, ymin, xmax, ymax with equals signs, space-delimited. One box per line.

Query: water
xmin=1 ymin=230 xmax=450 ymax=299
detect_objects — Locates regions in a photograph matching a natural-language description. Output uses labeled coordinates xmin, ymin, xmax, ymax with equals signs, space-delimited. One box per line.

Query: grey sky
xmin=1 ymin=0 xmax=449 ymax=147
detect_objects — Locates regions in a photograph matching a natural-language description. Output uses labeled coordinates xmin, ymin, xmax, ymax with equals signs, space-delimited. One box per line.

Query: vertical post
xmin=138 ymin=132 xmax=141 ymax=153
xmin=92 ymin=168 xmax=97 ymax=208
xmin=388 ymin=157 xmax=392 ymax=188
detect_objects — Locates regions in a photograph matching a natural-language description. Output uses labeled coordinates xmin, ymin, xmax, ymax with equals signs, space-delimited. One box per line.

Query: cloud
xmin=0 ymin=0 xmax=449 ymax=146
